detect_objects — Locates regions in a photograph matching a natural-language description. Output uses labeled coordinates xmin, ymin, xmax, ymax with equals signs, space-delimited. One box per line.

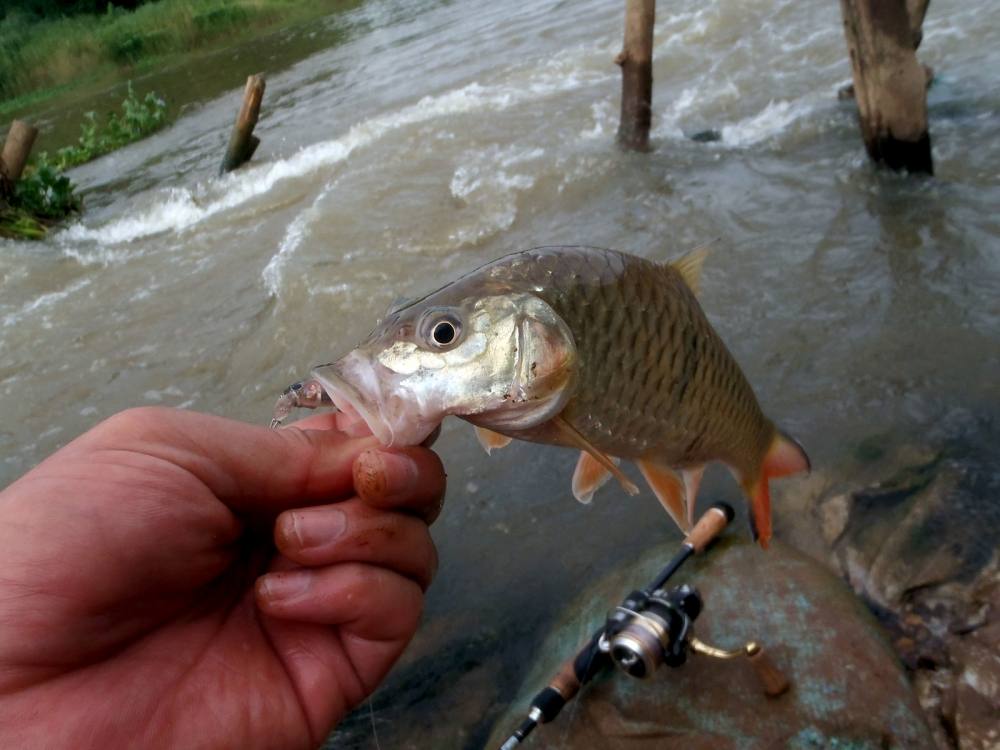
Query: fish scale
xmin=498 ymin=247 xmax=769 ymax=475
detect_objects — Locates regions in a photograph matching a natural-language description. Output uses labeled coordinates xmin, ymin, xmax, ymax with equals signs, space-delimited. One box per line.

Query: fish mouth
xmin=312 ymin=353 xmax=441 ymax=447
xmin=312 ymin=356 xmax=394 ymax=445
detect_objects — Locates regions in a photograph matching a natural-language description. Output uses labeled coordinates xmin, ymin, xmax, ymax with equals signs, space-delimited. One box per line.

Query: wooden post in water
xmin=839 ymin=0 xmax=932 ymax=174
xmin=0 ymin=120 xmax=39 ymax=198
xmin=220 ymin=74 xmax=265 ymax=175
xmin=615 ymin=0 xmax=655 ymax=151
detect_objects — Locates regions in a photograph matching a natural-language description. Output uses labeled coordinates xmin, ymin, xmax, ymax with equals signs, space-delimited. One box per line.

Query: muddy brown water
xmin=1 ymin=0 xmax=998 ymax=746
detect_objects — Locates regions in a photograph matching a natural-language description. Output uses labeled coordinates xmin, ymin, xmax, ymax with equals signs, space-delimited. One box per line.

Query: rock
xmin=689 ymin=129 xmax=721 ymax=143
xmin=486 ymin=537 xmax=936 ymax=749
xmin=816 ymin=423 xmax=1000 ymax=750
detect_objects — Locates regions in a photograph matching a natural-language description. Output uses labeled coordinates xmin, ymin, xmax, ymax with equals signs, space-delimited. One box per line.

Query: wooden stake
xmin=616 ymin=0 xmax=655 ymax=151
xmin=906 ymin=0 xmax=930 ymax=48
xmin=220 ymin=74 xmax=265 ymax=175
xmin=839 ymin=0 xmax=932 ymax=174
xmin=0 ymin=120 xmax=39 ymax=198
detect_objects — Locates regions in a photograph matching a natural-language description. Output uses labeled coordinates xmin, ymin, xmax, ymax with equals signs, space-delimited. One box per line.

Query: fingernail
xmin=358 ymin=450 xmax=417 ymax=500
xmin=288 ymin=508 xmax=346 ymax=550
xmin=258 ymin=571 xmax=311 ymax=603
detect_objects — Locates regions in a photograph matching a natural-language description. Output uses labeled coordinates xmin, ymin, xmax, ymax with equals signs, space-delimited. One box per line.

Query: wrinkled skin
xmin=0 ymin=407 xmax=445 ymax=749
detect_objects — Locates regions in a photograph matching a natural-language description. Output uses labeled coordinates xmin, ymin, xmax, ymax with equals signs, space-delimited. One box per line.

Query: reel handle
xmin=747 ymin=643 xmax=790 ymax=697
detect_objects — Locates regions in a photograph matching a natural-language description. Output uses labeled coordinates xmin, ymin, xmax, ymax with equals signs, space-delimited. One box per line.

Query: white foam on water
xmin=61 ymin=58 xmax=612 ymax=253
xmin=448 ymin=144 xmax=546 ymax=246
xmin=262 ymin=181 xmax=336 ymax=297
xmin=60 ymin=187 xmax=205 ymax=246
xmin=720 ymin=99 xmax=814 ymax=146
xmin=2 ymin=276 xmax=92 ymax=329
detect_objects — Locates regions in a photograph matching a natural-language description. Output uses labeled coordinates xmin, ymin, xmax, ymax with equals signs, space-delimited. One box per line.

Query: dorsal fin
xmin=669 ymin=245 xmax=709 ymax=294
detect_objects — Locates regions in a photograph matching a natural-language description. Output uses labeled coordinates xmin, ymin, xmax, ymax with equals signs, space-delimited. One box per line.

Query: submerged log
xmin=616 ymin=0 xmax=655 ymax=151
xmin=839 ymin=0 xmax=932 ymax=174
xmin=220 ymin=74 xmax=265 ymax=175
xmin=0 ymin=120 xmax=39 ymax=198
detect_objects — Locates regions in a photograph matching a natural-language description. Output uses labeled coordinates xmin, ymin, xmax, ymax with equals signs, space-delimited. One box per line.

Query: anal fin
xmin=572 ymin=452 xmax=617 ymax=504
xmin=742 ymin=429 xmax=810 ymax=549
xmin=637 ymin=460 xmax=691 ymax=532
xmin=475 ymin=426 xmax=513 ymax=455
xmin=553 ymin=416 xmax=639 ymax=496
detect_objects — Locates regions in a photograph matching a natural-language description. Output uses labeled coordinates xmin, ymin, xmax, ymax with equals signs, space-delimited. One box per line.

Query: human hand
xmin=0 ymin=407 xmax=446 ymax=749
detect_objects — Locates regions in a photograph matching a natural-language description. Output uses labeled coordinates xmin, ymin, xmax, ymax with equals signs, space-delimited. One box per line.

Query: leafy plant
xmin=1 ymin=153 xmax=81 ymax=239
xmin=47 ymin=81 xmax=167 ymax=169
xmin=13 ymin=161 xmax=81 ymax=219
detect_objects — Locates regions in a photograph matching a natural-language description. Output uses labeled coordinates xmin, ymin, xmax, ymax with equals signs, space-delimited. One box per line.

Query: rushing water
xmin=2 ymin=0 xmax=998 ymax=746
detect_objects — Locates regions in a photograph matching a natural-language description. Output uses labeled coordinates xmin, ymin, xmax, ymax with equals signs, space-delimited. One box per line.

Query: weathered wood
xmin=839 ymin=0 xmax=932 ymax=174
xmin=616 ymin=0 xmax=655 ymax=151
xmin=220 ymin=74 xmax=265 ymax=174
xmin=0 ymin=120 xmax=39 ymax=198
xmin=906 ymin=0 xmax=930 ymax=48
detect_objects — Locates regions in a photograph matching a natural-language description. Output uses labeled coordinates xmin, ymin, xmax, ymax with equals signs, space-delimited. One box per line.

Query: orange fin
xmin=669 ymin=245 xmax=709 ymax=294
xmin=553 ymin=416 xmax=639 ymax=496
xmin=680 ymin=465 xmax=706 ymax=529
xmin=764 ymin=429 xmax=811 ymax=478
xmin=572 ymin=452 xmax=616 ymax=504
xmin=475 ymin=426 xmax=513 ymax=455
xmin=637 ymin=460 xmax=691 ymax=532
xmin=745 ymin=429 xmax=811 ymax=549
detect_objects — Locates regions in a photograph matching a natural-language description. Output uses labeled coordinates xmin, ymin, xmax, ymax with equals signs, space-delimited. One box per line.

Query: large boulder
xmin=486 ymin=537 xmax=936 ymax=749
xmin=816 ymin=430 xmax=1000 ymax=750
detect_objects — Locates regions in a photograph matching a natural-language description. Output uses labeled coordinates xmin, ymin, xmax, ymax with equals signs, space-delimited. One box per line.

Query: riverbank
xmin=0 ymin=0 xmax=358 ymax=116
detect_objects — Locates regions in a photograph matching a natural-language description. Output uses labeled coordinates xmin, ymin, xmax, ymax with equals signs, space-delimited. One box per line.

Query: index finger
xmin=76 ymin=407 xmax=380 ymax=514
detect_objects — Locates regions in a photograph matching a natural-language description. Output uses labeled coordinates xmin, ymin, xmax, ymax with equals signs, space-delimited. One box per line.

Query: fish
xmin=272 ymin=245 xmax=809 ymax=547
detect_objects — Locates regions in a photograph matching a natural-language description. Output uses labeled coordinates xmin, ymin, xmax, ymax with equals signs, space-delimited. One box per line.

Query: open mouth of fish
xmin=311 ymin=358 xmax=395 ymax=444
xmin=271 ymin=355 xmax=439 ymax=447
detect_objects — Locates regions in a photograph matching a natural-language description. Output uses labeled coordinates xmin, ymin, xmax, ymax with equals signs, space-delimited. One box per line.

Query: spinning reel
xmin=499 ymin=503 xmax=788 ymax=749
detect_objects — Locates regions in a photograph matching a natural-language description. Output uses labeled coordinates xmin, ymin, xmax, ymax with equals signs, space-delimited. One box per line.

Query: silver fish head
xmin=312 ymin=290 xmax=577 ymax=446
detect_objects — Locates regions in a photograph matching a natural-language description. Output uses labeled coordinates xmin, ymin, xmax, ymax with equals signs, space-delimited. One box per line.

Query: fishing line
xmin=368 ymin=697 xmax=382 ymax=750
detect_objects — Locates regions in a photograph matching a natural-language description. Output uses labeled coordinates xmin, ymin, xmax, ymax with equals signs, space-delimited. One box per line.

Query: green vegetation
xmin=0 ymin=160 xmax=82 ymax=239
xmin=1 ymin=82 xmax=167 ymax=239
xmin=43 ymin=82 xmax=167 ymax=169
xmin=0 ymin=0 xmax=321 ymax=104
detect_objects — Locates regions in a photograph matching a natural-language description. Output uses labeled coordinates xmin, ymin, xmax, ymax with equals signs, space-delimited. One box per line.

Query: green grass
xmin=0 ymin=0 xmax=318 ymax=103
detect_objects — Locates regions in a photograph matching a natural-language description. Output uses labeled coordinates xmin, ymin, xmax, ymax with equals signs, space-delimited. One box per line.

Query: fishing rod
xmin=498 ymin=502 xmax=789 ymax=750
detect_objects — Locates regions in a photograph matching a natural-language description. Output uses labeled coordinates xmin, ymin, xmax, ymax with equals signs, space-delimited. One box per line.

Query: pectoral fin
xmin=475 ymin=426 xmax=513 ymax=455
xmin=572 ymin=452 xmax=617 ymax=504
xmin=637 ymin=459 xmax=691 ymax=532
xmin=553 ymin=416 xmax=639 ymax=496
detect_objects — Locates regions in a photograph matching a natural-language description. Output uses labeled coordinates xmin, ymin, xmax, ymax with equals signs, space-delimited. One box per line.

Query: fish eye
xmin=421 ymin=310 xmax=463 ymax=349
xmin=432 ymin=320 xmax=457 ymax=345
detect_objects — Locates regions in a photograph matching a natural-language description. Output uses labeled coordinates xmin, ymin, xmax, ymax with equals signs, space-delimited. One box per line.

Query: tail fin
xmin=744 ymin=429 xmax=811 ymax=548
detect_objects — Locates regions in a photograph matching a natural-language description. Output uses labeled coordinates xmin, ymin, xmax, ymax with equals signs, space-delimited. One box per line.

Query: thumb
xmin=77 ymin=407 xmax=380 ymax=514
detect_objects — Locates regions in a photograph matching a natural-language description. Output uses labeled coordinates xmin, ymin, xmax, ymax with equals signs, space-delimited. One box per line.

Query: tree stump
xmin=220 ymin=74 xmax=265 ymax=175
xmin=0 ymin=120 xmax=39 ymax=199
xmin=839 ymin=0 xmax=933 ymax=174
xmin=616 ymin=0 xmax=655 ymax=152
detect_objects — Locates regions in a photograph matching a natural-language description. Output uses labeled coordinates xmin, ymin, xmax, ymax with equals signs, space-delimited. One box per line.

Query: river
xmin=1 ymin=0 xmax=998 ymax=746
